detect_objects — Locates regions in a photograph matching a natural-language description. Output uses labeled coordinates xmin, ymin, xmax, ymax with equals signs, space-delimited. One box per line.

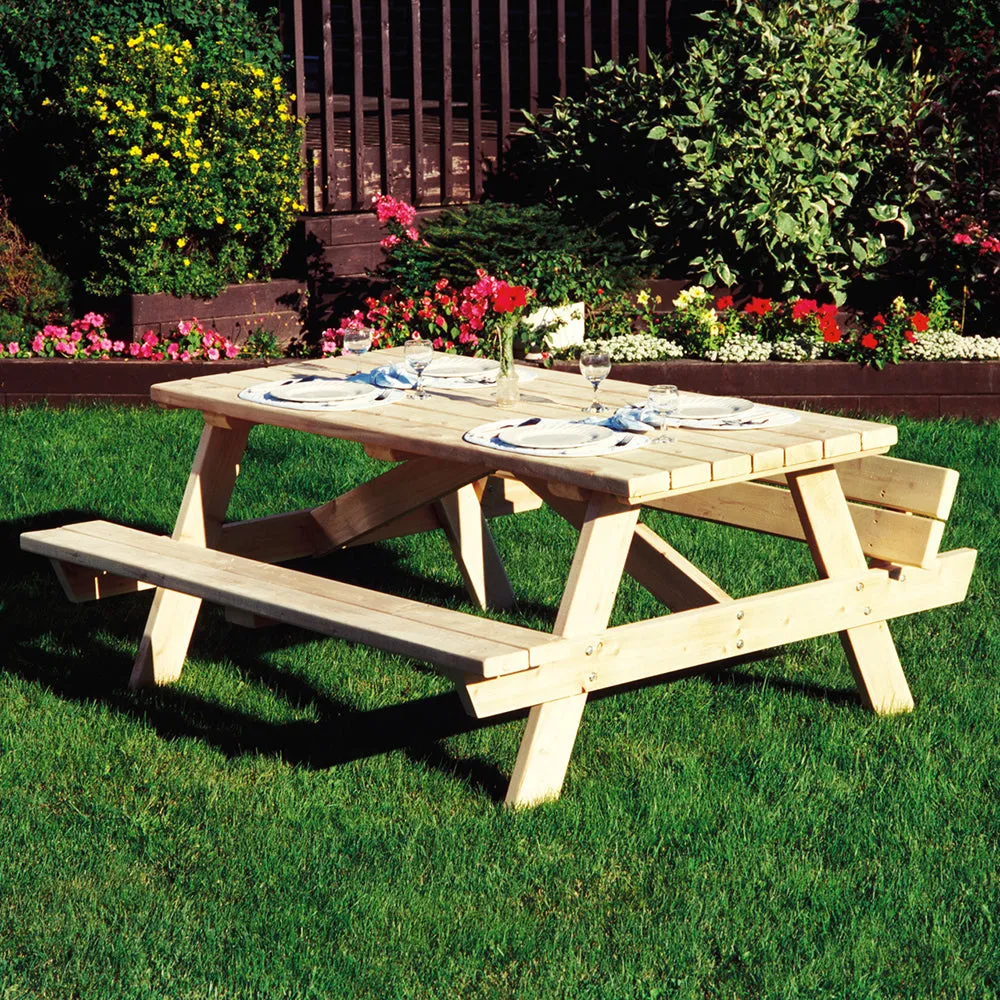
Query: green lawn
xmin=1 ymin=406 xmax=998 ymax=1000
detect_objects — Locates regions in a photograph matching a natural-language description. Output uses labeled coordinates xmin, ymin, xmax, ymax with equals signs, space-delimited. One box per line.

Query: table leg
xmin=787 ymin=466 xmax=914 ymax=714
xmin=435 ymin=481 xmax=516 ymax=611
xmin=505 ymin=493 xmax=640 ymax=808
xmin=129 ymin=418 xmax=251 ymax=689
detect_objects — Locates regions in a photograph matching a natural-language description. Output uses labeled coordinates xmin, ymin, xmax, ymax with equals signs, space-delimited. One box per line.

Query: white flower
xmin=902 ymin=326 xmax=1000 ymax=361
xmin=588 ymin=333 xmax=684 ymax=362
xmin=704 ymin=332 xmax=772 ymax=362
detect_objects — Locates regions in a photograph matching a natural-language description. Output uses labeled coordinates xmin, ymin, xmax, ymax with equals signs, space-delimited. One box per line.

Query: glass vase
xmin=495 ymin=371 xmax=520 ymax=409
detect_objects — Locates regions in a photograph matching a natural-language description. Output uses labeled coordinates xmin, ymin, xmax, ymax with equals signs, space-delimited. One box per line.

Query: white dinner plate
xmin=674 ymin=396 xmax=756 ymax=420
xmin=423 ymin=356 xmax=501 ymax=379
xmin=496 ymin=421 xmax=616 ymax=450
xmin=267 ymin=378 xmax=380 ymax=404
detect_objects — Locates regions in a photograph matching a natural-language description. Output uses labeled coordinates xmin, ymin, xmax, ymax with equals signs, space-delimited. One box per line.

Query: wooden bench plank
xmin=20 ymin=520 xmax=559 ymax=678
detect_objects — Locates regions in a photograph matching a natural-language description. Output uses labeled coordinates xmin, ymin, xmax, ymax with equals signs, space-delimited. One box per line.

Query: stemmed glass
xmin=342 ymin=326 xmax=373 ymax=374
xmin=403 ymin=338 xmax=434 ymax=400
xmin=579 ymin=350 xmax=612 ymax=414
xmin=643 ymin=383 xmax=679 ymax=443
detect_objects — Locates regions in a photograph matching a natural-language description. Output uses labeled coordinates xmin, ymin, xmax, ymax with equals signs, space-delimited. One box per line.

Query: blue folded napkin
xmin=370 ymin=365 xmax=417 ymax=389
xmin=582 ymin=405 xmax=659 ymax=432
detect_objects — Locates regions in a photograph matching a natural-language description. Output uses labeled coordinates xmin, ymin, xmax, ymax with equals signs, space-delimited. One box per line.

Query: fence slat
xmin=410 ymin=0 xmax=424 ymax=205
xmin=557 ymin=0 xmax=567 ymax=98
xmin=610 ymin=0 xmax=620 ymax=62
xmin=470 ymin=0 xmax=483 ymax=200
xmin=292 ymin=0 xmax=307 ymax=208
xmin=665 ymin=0 xmax=673 ymax=58
xmin=351 ymin=0 xmax=365 ymax=210
xmin=499 ymin=0 xmax=510 ymax=171
xmin=441 ymin=0 xmax=453 ymax=204
xmin=378 ymin=0 xmax=393 ymax=195
xmin=584 ymin=0 xmax=593 ymax=69
xmin=528 ymin=0 xmax=539 ymax=115
xmin=638 ymin=0 xmax=647 ymax=72
xmin=320 ymin=0 xmax=336 ymax=211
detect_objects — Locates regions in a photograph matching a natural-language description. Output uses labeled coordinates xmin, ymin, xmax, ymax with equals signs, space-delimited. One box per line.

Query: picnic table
xmin=21 ymin=347 xmax=976 ymax=807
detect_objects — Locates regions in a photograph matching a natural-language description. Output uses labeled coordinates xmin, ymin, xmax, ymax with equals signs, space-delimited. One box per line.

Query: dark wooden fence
xmin=285 ymin=0 xmax=686 ymax=214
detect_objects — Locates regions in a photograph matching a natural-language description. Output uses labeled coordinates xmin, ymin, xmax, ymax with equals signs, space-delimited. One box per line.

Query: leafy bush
xmin=0 ymin=196 xmax=71 ymax=330
xmin=376 ymin=199 xmax=639 ymax=306
xmin=57 ymin=23 xmax=302 ymax=297
xmin=0 ymin=0 xmax=277 ymax=133
xmin=522 ymin=0 xmax=948 ymax=301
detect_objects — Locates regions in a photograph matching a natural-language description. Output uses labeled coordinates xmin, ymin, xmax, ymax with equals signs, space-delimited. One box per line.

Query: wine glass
xmin=403 ymin=338 xmax=434 ymax=400
xmin=579 ymin=350 xmax=612 ymax=414
xmin=342 ymin=326 xmax=373 ymax=374
xmin=643 ymin=383 xmax=679 ymax=444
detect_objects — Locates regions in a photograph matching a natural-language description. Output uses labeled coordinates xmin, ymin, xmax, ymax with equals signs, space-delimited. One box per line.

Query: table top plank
xmin=151 ymin=351 xmax=897 ymax=503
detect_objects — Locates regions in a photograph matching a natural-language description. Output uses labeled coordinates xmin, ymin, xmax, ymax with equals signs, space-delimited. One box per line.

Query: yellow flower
xmin=252 ymin=87 xmax=264 ymax=100
xmin=41 ymin=97 xmax=52 ymax=106
xmin=143 ymin=152 xmax=160 ymax=163
xmin=636 ymin=290 xmax=650 ymax=306
xmin=151 ymin=121 xmax=163 ymax=131
xmin=177 ymin=95 xmax=189 ymax=106
xmin=189 ymin=163 xmax=200 ymax=175
xmin=90 ymin=34 xmax=101 ymax=42
xmin=183 ymin=258 xmax=191 ymax=267
xmin=234 ymin=223 xmax=242 ymax=231
xmin=248 ymin=149 xmax=261 ymax=161
xmin=128 ymin=145 xmax=142 ymax=156
xmin=174 ymin=56 xmax=183 ymax=65
xmin=149 ymin=222 xmax=157 ymax=232
xmin=109 ymin=167 xmax=119 ymax=176
xmin=200 ymin=82 xmax=210 ymax=90
xmin=215 ymin=215 xmax=224 ymax=224
xmin=177 ymin=238 xmax=187 ymax=248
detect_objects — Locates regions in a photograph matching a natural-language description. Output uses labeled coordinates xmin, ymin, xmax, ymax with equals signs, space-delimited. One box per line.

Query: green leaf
xmin=775 ymin=212 xmax=797 ymax=236
xmin=647 ymin=125 xmax=667 ymax=140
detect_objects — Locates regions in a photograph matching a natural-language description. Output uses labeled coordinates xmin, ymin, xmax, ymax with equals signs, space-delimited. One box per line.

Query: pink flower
xmin=140 ymin=343 xmax=153 ymax=358
xmin=82 ymin=312 xmax=104 ymax=327
xmin=143 ymin=331 xmax=159 ymax=347
xmin=129 ymin=342 xmax=142 ymax=357
xmin=7 ymin=341 xmax=19 ymax=355
xmin=31 ymin=334 xmax=44 ymax=353
xmin=99 ymin=338 xmax=112 ymax=351
xmin=380 ymin=234 xmax=400 ymax=249
xmin=70 ymin=330 xmax=82 ymax=342
xmin=177 ymin=320 xmax=193 ymax=337
xmin=167 ymin=343 xmax=180 ymax=359
xmin=953 ymin=233 xmax=974 ymax=245
xmin=207 ymin=347 xmax=220 ymax=360
xmin=180 ymin=350 xmax=191 ymax=361
xmin=112 ymin=340 xmax=125 ymax=353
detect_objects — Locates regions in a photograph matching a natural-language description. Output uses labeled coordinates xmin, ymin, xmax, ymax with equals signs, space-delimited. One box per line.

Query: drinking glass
xmin=342 ymin=326 xmax=373 ymax=374
xmin=403 ymin=338 xmax=434 ymax=400
xmin=579 ymin=350 xmax=612 ymax=413
xmin=644 ymin=383 xmax=679 ymax=443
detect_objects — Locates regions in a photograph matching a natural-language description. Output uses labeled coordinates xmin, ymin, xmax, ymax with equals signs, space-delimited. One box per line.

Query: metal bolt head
xmin=735 ymin=639 xmax=744 ymax=649
xmin=856 ymin=582 xmax=865 ymax=592
xmin=585 ymin=645 xmax=594 ymax=656
xmin=587 ymin=672 xmax=597 ymax=683
xmin=736 ymin=610 xmax=744 ymax=620
xmin=863 ymin=606 xmax=872 ymax=616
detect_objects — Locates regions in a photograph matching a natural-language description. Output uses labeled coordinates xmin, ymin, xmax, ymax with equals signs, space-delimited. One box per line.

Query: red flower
xmin=953 ymin=233 xmax=974 ymax=245
xmin=716 ymin=295 xmax=734 ymax=311
xmin=861 ymin=333 xmax=879 ymax=350
xmin=791 ymin=298 xmax=818 ymax=320
xmin=822 ymin=327 xmax=842 ymax=344
xmin=744 ymin=297 xmax=773 ymax=316
xmin=872 ymin=314 xmax=886 ymax=329
xmin=493 ymin=284 xmax=528 ymax=313
xmin=910 ymin=312 xmax=929 ymax=333
xmin=905 ymin=330 xmax=917 ymax=343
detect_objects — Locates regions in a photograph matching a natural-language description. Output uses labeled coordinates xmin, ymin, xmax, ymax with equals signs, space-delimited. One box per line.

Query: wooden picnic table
xmin=21 ymin=347 xmax=977 ymax=807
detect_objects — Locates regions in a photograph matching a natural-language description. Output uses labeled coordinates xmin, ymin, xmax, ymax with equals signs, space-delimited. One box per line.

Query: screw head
xmin=856 ymin=582 xmax=865 ymax=592
xmin=863 ymin=606 xmax=872 ymax=616
xmin=735 ymin=638 xmax=744 ymax=649
xmin=587 ymin=672 xmax=597 ymax=683
xmin=736 ymin=610 xmax=744 ymax=620
xmin=585 ymin=645 xmax=594 ymax=656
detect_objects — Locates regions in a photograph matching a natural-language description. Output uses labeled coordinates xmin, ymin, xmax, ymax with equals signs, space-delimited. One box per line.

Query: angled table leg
xmin=787 ymin=466 xmax=914 ymax=715
xmin=505 ymin=492 xmax=640 ymax=808
xmin=435 ymin=480 xmax=516 ymax=611
xmin=129 ymin=418 xmax=251 ymax=689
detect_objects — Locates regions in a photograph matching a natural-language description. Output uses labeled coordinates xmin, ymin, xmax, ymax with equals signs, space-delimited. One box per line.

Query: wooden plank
xmin=528 ymin=0 xmax=539 ymax=114
xmin=129 ymin=419 xmax=250 ymax=688
xmin=787 ymin=466 xmax=913 ymax=714
xmin=470 ymin=0 xmax=483 ymax=199
xmin=51 ymin=559 xmax=153 ymax=602
xmin=218 ymin=509 xmax=329 ymax=563
xmin=583 ymin=0 xmax=593 ymax=68
xmin=24 ymin=521 xmax=549 ymax=678
xmin=441 ymin=0 xmax=453 ymax=204
xmin=637 ymin=0 xmax=647 ymax=73
xmin=435 ymin=482 xmax=516 ymax=610
xmin=320 ymin=0 xmax=336 ymax=212
xmin=557 ymin=0 xmax=567 ymax=97
xmin=292 ymin=0 xmax=307 ymax=208
xmin=498 ymin=0 xmax=511 ymax=172
xmin=624 ymin=523 xmax=732 ymax=611
xmin=649 ymin=479 xmax=947 ymax=568
xmin=463 ymin=548 xmax=977 ymax=717
xmin=409 ymin=0 xmax=424 ymax=205
xmin=766 ymin=455 xmax=959 ymax=521
xmin=610 ymin=0 xmax=620 ymax=62
xmin=378 ymin=0 xmax=393 ymax=195
xmin=310 ymin=457 xmax=493 ymax=549
xmin=351 ymin=0 xmax=365 ymax=209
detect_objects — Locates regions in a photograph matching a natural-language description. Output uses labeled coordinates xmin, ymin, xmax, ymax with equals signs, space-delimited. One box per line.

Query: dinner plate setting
xmin=464 ymin=417 xmax=650 ymax=457
xmin=370 ymin=358 xmax=539 ymax=390
xmin=594 ymin=398 xmax=801 ymax=431
xmin=238 ymin=375 xmax=405 ymax=411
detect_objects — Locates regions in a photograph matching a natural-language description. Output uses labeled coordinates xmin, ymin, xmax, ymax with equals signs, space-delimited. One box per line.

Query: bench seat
xmin=20 ymin=519 xmax=555 ymax=678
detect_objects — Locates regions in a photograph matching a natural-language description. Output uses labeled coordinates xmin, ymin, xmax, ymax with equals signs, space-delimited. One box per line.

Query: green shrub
xmin=0 ymin=196 xmax=71 ymax=328
xmin=58 ymin=22 xmax=303 ymax=297
xmin=0 ymin=0 xmax=277 ymax=133
xmin=523 ymin=0 xmax=949 ymax=301
xmin=378 ymin=201 xmax=639 ymax=306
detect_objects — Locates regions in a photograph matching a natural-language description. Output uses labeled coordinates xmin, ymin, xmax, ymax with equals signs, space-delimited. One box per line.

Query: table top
xmin=150 ymin=347 xmax=897 ymax=504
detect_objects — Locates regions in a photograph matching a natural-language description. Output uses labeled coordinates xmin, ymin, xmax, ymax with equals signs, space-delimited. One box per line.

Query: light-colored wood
xmin=479 ymin=476 xmax=544 ymax=517
xmin=787 ymin=466 xmax=914 ymax=714
xmin=462 ymin=548 xmax=977 ymax=717
xmin=435 ymin=482 xmax=516 ymax=610
xmin=504 ymin=492 xmax=640 ymax=807
xmin=309 ymin=457 xmax=494 ymax=548
xmin=504 ymin=693 xmax=588 ymax=808
xmin=21 ymin=520 xmax=556 ymax=678
xmin=650 ymin=479 xmax=947 ymax=568
xmin=129 ymin=418 xmax=251 ymax=688
xmin=51 ymin=559 xmax=154 ymax=602
xmin=219 ymin=508 xmax=329 ymax=563
xmin=224 ymin=606 xmax=279 ymax=629
xmin=766 ymin=455 xmax=959 ymax=521
xmin=624 ymin=523 xmax=732 ymax=610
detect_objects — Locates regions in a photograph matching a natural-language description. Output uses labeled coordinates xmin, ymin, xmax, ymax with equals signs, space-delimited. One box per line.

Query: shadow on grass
xmin=2 ymin=509 xmax=859 ymax=803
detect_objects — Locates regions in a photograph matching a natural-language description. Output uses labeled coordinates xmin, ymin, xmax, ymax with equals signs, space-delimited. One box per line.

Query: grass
xmin=1 ymin=405 xmax=999 ymax=1000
